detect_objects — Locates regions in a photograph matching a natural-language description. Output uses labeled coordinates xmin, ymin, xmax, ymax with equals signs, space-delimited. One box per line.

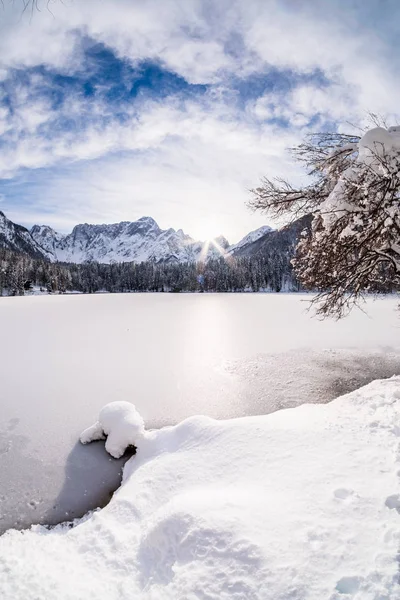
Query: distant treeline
xmin=0 ymin=247 xmax=300 ymax=295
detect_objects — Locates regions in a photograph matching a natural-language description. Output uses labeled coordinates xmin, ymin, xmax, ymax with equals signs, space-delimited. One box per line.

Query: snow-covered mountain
xmin=0 ymin=211 xmax=51 ymax=259
xmin=227 ymin=225 xmax=274 ymax=255
xmin=30 ymin=216 xmax=234 ymax=264
xmin=231 ymin=215 xmax=312 ymax=259
xmin=30 ymin=225 xmax=65 ymax=257
xmin=0 ymin=210 xmax=274 ymax=264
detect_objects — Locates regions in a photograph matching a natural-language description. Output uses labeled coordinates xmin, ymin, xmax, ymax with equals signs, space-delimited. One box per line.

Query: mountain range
xmin=0 ymin=212 xmax=53 ymax=260
xmin=0 ymin=211 xmax=275 ymax=264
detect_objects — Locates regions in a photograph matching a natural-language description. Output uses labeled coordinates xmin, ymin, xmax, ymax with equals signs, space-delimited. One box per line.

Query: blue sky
xmin=0 ymin=0 xmax=399 ymax=242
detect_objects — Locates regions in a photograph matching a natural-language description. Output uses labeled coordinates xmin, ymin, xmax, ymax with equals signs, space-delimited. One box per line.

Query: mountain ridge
xmin=0 ymin=211 xmax=52 ymax=260
xmin=0 ymin=211 xmax=274 ymax=264
xmin=30 ymin=216 xmax=232 ymax=264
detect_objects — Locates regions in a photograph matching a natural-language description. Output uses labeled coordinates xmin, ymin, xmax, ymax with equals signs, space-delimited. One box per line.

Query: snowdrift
xmin=0 ymin=378 xmax=400 ymax=599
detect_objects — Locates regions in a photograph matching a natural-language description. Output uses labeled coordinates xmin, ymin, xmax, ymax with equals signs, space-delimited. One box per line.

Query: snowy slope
xmin=231 ymin=214 xmax=312 ymax=258
xmin=0 ymin=212 xmax=51 ymax=259
xmin=30 ymin=216 xmax=232 ymax=264
xmin=0 ymin=377 xmax=399 ymax=599
xmin=227 ymin=225 xmax=274 ymax=254
xmin=30 ymin=225 xmax=65 ymax=257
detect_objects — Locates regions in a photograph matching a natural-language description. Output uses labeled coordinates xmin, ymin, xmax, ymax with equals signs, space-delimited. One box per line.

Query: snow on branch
xmin=250 ymin=126 xmax=400 ymax=317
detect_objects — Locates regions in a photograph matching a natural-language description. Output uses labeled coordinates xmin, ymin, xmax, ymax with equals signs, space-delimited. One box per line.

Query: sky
xmin=0 ymin=0 xmax=399 ymax=243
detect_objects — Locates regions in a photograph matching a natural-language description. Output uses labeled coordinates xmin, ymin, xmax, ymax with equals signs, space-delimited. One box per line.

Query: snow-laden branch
xmin=250 ymin=126 xmax=400 ymax=317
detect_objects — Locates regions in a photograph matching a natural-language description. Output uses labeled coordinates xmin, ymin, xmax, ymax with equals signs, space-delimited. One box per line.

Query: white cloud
xmin=0 ymin=0 xmax=398 ymax=97
xmin=4 ymin=95 xmax=301 ymax=242
xmin=250 ymin=80 xmax=359 ymax=129
xmin=1 ymin=0 xmax=400 ymax=240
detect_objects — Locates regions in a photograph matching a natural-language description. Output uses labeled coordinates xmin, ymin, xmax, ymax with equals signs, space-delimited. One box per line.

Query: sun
xmin=198 ymin=237 xmax=229 ymax=263
xmin=191 ymin=216 xmax=230 ymax=262
xmin=196 ymin=217 xmax=223 ymax=243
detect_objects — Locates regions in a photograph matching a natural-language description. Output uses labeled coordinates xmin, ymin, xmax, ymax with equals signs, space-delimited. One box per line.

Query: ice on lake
xmin=0 ymin=293 xmax=399 ymax=533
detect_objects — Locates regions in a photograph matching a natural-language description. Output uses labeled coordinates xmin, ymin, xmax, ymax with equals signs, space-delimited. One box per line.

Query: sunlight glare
xmin=198 ymin=237 xmax=229 ymax=263
xmin=196 ymin=217 xmax=224 ymax=243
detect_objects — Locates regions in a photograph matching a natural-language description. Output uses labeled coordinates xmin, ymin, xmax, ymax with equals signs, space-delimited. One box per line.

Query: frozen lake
xmin=0 ymin=293 xmax=400 ymax=534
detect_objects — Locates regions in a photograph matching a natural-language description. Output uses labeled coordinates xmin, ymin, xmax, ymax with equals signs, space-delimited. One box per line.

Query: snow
xmin=30 ymin=224 xmax=66 ymax=256
xmin=80 ymin=401 xmax=145 ymax=458
xmin=1 ymin=294 xmax=399 ymax=534
xmin=0 ymin=211 xmax=52 ymax=259
xmin=358 ymin=126 xmax=400 ymax=170
xmin=1 ymin=377 xmax=400 ymax=599
xmin=228 ymin=224 xmax=274 ymax=254
xmin=30 ymin=215 xmax=234 ymax=264
xmin=319 ymin=126 xmax=400 ymax=232
xmin=319 ymin=165 xmax=358 ymax=230
xmin=28 ymin=214 xmax=272 ymax=264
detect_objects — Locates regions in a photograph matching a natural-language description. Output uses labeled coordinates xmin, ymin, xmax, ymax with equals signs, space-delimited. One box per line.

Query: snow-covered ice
xmin=1 ymin=377 xmax=400 ymax=599
xmin=0 ymin=294 xmax=400 ymax=534
xmin=80 ymin=401 xmax=145 ymax=458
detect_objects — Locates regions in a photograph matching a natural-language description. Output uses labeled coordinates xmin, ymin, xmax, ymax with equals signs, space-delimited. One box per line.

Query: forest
xmin=0 ymin=247 xmax=299 ymax=295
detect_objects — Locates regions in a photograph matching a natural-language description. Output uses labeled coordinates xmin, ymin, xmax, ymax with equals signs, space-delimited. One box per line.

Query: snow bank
xmin=1 ymin=379 xmax=400 ymax=599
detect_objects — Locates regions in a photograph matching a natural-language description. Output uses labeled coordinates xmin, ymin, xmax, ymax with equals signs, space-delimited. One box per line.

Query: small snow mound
xmin=80 ymin=401 xmax=145 ymax=458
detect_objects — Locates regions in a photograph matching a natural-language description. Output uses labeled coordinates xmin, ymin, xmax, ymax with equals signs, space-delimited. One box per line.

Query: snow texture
xmin=1 ymin=378 xmax=400 ymax=599
xmin=80 ymin=401 xmax=145 ymax=458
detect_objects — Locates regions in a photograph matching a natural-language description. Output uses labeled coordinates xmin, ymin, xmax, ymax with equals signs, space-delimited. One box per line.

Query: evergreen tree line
xmin=0 ymin=247 xmax=300 ymax=295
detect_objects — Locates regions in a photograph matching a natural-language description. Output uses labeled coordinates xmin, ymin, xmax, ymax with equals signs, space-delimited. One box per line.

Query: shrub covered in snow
xmin=80 ymin=401 xmax=145 ymax=458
